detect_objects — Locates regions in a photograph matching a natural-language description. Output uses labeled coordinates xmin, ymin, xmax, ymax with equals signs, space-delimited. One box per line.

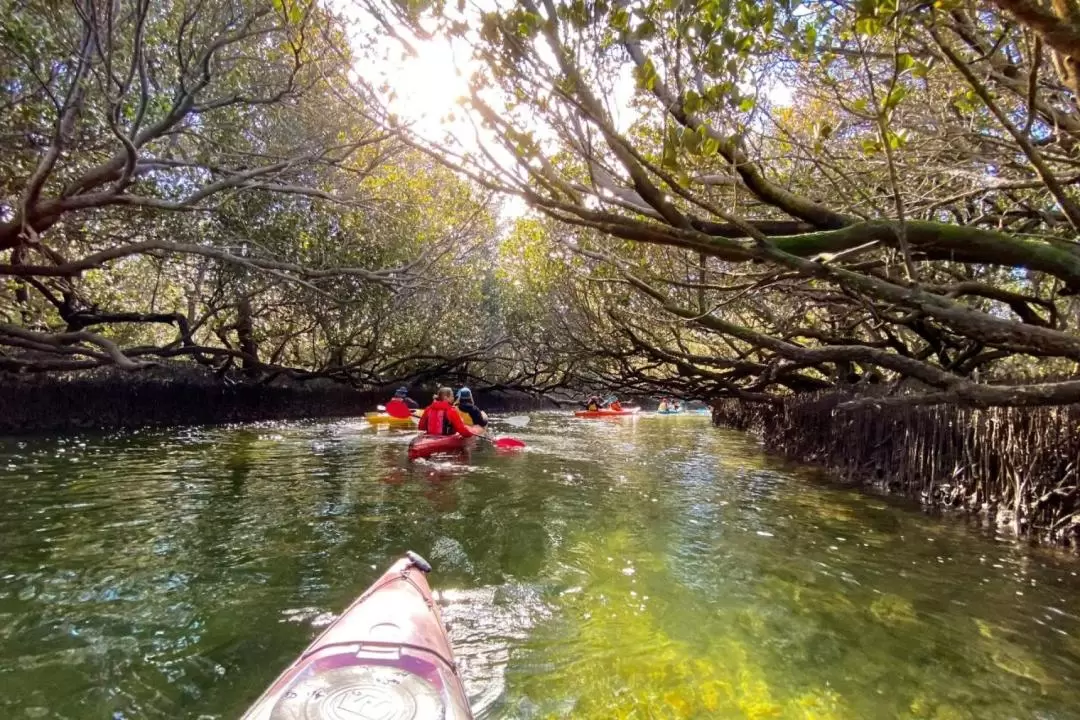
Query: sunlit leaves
xmin=883 ymin=84 xmax=908 ymax=114
xmin=610 ymin=6 xmax=630 ymax=31
xmin=635 ymin=57 xmax=658 ymax=91
xmin=683 ymin=90 xmax=703 ymax=116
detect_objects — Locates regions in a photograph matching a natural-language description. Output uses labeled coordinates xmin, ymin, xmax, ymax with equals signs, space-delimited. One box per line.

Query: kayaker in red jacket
xmin=418 ymin=387 xmax=475 ymax=437
xmin=385 ymin=386 xmax=419 ymax=418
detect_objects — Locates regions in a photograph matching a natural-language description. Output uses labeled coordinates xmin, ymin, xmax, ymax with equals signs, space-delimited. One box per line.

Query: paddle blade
xmin=492 ymin=437 xmax=526 ymax=450
xmin=385 ymin=401 xmax=412 ymax=419
xmin=502 ymin=415 xmax=530 ymax=428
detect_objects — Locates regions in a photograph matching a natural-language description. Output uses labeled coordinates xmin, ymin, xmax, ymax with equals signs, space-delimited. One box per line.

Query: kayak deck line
xmin=241 ymin=552 xmax=473 ymax=720
xmin=302 ymin=639 xmax=459 ymax=679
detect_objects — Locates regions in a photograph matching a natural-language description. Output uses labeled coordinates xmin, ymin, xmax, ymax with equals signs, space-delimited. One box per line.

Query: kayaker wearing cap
xmin=585 ymin=394 xmax=602 ymax=411
xmin=454 ymin=387 xmax=489 ymax=428
xmin=385 ymin=386 xmax=419 ymax=418
xmin=608 ymin=396 xmax=623 ymax=411
xmin=418 ymin=387 xmax=475 ymax=437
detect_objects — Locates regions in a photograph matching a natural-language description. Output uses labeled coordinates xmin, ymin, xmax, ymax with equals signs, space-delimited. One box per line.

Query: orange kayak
xmin=241 ymin=552 xmax=473 ymax=719
xmin=574 ymin=407 xmax=640 ymax=418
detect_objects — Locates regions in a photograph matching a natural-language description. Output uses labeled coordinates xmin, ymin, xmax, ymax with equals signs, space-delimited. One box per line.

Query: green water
xmin=0 ymin=414 xmax=1078 ymax=719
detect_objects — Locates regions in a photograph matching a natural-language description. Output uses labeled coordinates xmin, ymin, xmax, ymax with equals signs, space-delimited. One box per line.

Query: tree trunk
xmin=237 ymin=296 xmax=259 ymax=378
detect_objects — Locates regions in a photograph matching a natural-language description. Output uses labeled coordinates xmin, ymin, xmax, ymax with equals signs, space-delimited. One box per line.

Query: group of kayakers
xmin=389 ymin=386 xmax=489 ymax=438
xmin=657 ymin=397 xmax=682 ymax=412
xmin=583 ymin=394 xmax=623 ymax=412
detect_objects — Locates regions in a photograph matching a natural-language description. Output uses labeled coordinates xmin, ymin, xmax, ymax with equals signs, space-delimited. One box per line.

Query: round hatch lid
xmin=270 ymin=664 xmax=445 ymax=720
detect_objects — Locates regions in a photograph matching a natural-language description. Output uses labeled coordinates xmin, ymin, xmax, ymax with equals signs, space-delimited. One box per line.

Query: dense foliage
xmin=7 ymin=0 xmax=1080 ymax=407
xmin=0 ymin=0 xmax=529 ymax=388
xmin=367 ymin=0 xmax=1080 ymax=407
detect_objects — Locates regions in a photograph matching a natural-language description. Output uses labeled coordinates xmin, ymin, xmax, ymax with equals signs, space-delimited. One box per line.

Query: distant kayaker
xmin=609 ymin=397 xmax=624 ymax=411
xmin=385 ymin=386 xmax=419 ymax=417
xmin=455 ymin=387 xmax=489 ymax=428
xmin=585 ymin=395 xmax=603 ymax=411
xmin=418 ymin=387 xmax=476 ymax=437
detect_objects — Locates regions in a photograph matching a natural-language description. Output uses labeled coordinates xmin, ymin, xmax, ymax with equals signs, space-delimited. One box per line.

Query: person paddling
xmin=418 ymin=387 xmax=476 ymax=438
xmin=454 ymin=387 xmax=489 ymax=429
xmin=385 ymin=386 xmax=419 ymax=418
xmin=585 ymin=395 xmax=603 ymax=411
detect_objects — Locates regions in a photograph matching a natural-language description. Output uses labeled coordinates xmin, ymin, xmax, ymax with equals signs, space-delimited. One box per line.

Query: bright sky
xmin=332 ymin=0 xmax=792 ymax=220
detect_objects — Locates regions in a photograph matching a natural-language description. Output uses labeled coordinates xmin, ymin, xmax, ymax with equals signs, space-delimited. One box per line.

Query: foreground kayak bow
xmin=241 ymin=551 xmax=473 ymax=720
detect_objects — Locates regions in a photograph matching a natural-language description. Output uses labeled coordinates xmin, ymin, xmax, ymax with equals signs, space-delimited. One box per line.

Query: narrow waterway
xmin=0 ymin=414 xmax=1078 ymax=719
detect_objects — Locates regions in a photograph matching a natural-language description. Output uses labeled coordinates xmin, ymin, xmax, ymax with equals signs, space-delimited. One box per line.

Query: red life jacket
xmin=385 ymin=397 xmax=411 ymax=418
xmin=419 ymin=400 xmax=461 ymax=436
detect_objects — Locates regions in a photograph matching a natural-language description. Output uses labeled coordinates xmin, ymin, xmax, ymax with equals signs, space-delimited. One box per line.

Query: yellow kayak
xmin=364 ymin=409 xmax=468 ymax=426
xmin=364 ymin=412 xmax=417 ymax=427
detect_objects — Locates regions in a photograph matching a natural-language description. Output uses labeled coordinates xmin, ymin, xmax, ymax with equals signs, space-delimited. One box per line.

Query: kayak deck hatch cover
xmin=241 ymin=551 xmax=473 ymax=720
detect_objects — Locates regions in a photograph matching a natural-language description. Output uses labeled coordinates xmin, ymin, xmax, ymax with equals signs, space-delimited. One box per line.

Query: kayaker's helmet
xmin=394 ymin=386 xmax=408 ymax=397
xmin=456 ymin=387 xmax=473 ymax=402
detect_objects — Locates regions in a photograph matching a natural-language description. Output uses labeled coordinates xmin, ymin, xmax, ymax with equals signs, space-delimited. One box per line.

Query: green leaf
xmin=897 ymin=53 xmax=915 ymax=73
xmin=635 ymin=57 xmax=658 ymax=91
xmin=855 ymin=16 xmax=882 ymax=36
xmin=883 ymin=84 xmax=908 ymax=112
xmin=683 ymin=90 xmax=702 ymax=115
xmin=738 ymin=96 xmax=755 ymax=113
xmin=681 ymin=127 xmax=702 ymax=153
xmin=611 ymin=7 xmax=629 ymax=30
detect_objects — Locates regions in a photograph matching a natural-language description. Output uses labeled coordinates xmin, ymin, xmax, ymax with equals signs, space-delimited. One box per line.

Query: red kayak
xmin=573 ymin=407 xmax=640 ymax=418
xmin=241 ymin=552 xmax=473 ymax=719
xmin=408 ymin=433 xmax=474 ymax=460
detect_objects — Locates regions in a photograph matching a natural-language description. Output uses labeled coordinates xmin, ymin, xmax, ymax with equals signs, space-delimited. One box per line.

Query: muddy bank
xmin=712 ymin=394 xmax=1080 ymax=548
xmin=0 ymin=369 xmax=553 ymax=434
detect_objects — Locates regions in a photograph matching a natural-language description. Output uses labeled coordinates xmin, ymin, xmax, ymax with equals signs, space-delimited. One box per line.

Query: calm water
xmin=0 ymin=414 xmax=1078 ymax=719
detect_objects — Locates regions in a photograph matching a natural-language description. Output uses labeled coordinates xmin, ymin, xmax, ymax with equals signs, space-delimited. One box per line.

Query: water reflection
xmin=0 ymin=415 xmax=1077 ymax=718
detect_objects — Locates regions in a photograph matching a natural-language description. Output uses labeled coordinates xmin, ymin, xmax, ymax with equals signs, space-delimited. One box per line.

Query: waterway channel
xmin=0 ymin=413 xmax=1077 ymax=718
